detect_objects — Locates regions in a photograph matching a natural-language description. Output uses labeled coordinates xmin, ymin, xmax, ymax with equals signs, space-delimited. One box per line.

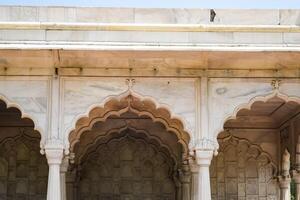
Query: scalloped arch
xmin=214 ymin=91 xmax=300 ymax=148
xmin=0 ymin=95 xmax=44 ymax=149
xmin=68 ymin=90 xmax=191 ymax=156
xmin=218 ymin=134 xmax=277 ymax=173
xmin=77 ymin=126 xmax=178 ymax=171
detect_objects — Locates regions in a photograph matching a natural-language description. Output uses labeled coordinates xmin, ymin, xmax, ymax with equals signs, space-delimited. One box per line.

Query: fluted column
xmin=195 ymin=150 xmax=213 ymax=200
xmin=45 ymin=142 xmax=64 ymax=200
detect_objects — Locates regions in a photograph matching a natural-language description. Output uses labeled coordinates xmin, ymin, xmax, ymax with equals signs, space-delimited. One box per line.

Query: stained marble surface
xmin=0 ymin=78 xmax=49 ymax=138
xmin=208 ymin=78 xmax=274 ymax=140
xmin=0 ymin=6 xmax=299 ymax=25
xmin=62 ymin=77 xmax=196 ymax=141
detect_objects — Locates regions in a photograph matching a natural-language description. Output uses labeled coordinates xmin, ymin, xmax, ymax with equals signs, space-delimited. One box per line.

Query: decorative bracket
xmin=271 ymin=79 xmax=281 ymax=91
xmin=126 ymin=78 xmax=136 ymax=91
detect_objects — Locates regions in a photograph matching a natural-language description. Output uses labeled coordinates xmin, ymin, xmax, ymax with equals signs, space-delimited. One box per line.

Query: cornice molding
xmin=0 ymin=22 xmax=300 ymax=33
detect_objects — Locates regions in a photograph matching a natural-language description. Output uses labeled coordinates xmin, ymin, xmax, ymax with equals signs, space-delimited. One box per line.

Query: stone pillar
xmin=179 ymin=164 xmax=191 ymax=200
xmin=174 ymin=176 xmax=182 ymax=200
xmin=60 ymin=156 xmax=69 ymax=200
xmin=195 ymin=150 xmax=213 ymax=200
xmin=278 ymin=176 xmax=291 ymax=200
xmin=293 ymin=172 xmax=300 ymax=200
xmin=293 ymin=134 xmax=300 ymax=200
xmin=45 ymin=142 xmax=64 ymax=200
xmin=278 ymin=148 xmax=291 ymax=200
xmin=189 ymin=161 xmax=199 ymax=200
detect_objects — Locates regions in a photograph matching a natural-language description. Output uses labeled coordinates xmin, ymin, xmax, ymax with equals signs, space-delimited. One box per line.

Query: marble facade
xmin=0 ymin=5 xmax=299 ymax=200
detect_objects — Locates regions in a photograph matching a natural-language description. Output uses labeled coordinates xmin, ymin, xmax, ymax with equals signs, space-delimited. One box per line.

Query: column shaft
xmin=198 ymin=165 xmax=211 ymax=200
xmin=60 ymin=172 xmax=67 ymax=200
xmin=296 ymin=182 xmax=300 ymax=200
xmin=279 ymin=177 xmax=291 ymax=200
xmin=47 ymin=164 xmax=61 ymax=200
xmin=195 ymin=150 xmax=213 ymax=200
xmin=45 ymin=144 xmax=64 ymax=200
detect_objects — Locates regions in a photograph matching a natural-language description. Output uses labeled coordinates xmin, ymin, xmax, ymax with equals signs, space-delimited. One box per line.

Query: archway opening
xmin=67 ymin=94 xmax=190 ymax=200
xmin=0 ymin=99 xmax=48 ymax=199
xmin=211 ymin=95 xmax=300 ymax=200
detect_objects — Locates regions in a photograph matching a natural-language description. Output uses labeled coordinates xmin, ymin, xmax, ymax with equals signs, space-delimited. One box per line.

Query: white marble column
xmin=45 ymin=142 xmax=64 ymax=200
xmin=278 ymin=176 xmax=291 ymax=200
xmin=195 ymin=150 xmax=214 ymax=200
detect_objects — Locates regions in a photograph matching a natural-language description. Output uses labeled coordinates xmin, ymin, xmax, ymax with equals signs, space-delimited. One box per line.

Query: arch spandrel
xmin=209 ymin=78 xmax=300 ymax=151
xmin=68 ymin=90 xmax=191 ymax=157
xmin=0 ymin=95 xmax=45 ymax=150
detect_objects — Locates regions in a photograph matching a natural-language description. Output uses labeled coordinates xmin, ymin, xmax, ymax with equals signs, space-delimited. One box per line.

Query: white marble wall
xmin=0 ymin=6 xmax=299 ymax=25
xmin=61 ymin=77 xmax=196 ymax=149
xmin=0 ymin=77 xmax=50 ymax=146
xmin=208 ymin=78 xmax=300 ymax=147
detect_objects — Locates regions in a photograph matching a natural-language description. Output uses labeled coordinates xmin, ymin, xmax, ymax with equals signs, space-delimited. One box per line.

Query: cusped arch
xmin=75 ymin=126 xmax=179 ymax=169
xmin=217 ymin=134 xmax=277 ymax=174
xmin=0 ymin=95 xmax=44 ymax=150
xmin=215 ymin=91 xmax=300 ymax=149
xmin=68 ymin=90 xmax=191 ymax=157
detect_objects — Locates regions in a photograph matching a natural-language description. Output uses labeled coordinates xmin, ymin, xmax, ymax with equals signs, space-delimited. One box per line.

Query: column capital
xmin=45 ymin=140 xmax=64 ymax=165
xmin=194 ymin=149 xmax=214 ymax=167
xmin=191 ymin=138 xmax=218 ymax=152
xmin=278 ymin=176 xmax=292 ymax=189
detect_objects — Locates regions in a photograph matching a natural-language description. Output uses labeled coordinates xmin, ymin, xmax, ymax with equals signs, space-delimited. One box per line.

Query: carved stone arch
xmin=217 ymin=134 xmax=277 ymax=172
xmin=81 ymin=131 xmax=176 ymax=174
xmin=75 ymin=126 xmax=179 ymax=169
xmin=0 ymin=95 xmax=45 ymax=150
xmin=0 ymin=126 xmax=48 ymax=198
xmin=215 ymin=91 xmax=300 ymax=150
xmin=68 ymin=90 xmax=191 ymax=157
xmin=210 ymin=134 xmax=278 ymax=199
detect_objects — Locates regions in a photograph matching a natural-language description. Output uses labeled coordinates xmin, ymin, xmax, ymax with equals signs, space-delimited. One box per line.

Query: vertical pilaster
xmin=60 ymin=156 xmax=69 ymax=200
xmin=46 ymin=75 xmax=64 ymax=200
xmin=180 ymin=164 xmax=191 ymax=200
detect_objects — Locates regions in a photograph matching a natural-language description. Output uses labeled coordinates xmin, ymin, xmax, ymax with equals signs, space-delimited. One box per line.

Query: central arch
xmin=67 ymin=91 xmax=191 ymax=200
